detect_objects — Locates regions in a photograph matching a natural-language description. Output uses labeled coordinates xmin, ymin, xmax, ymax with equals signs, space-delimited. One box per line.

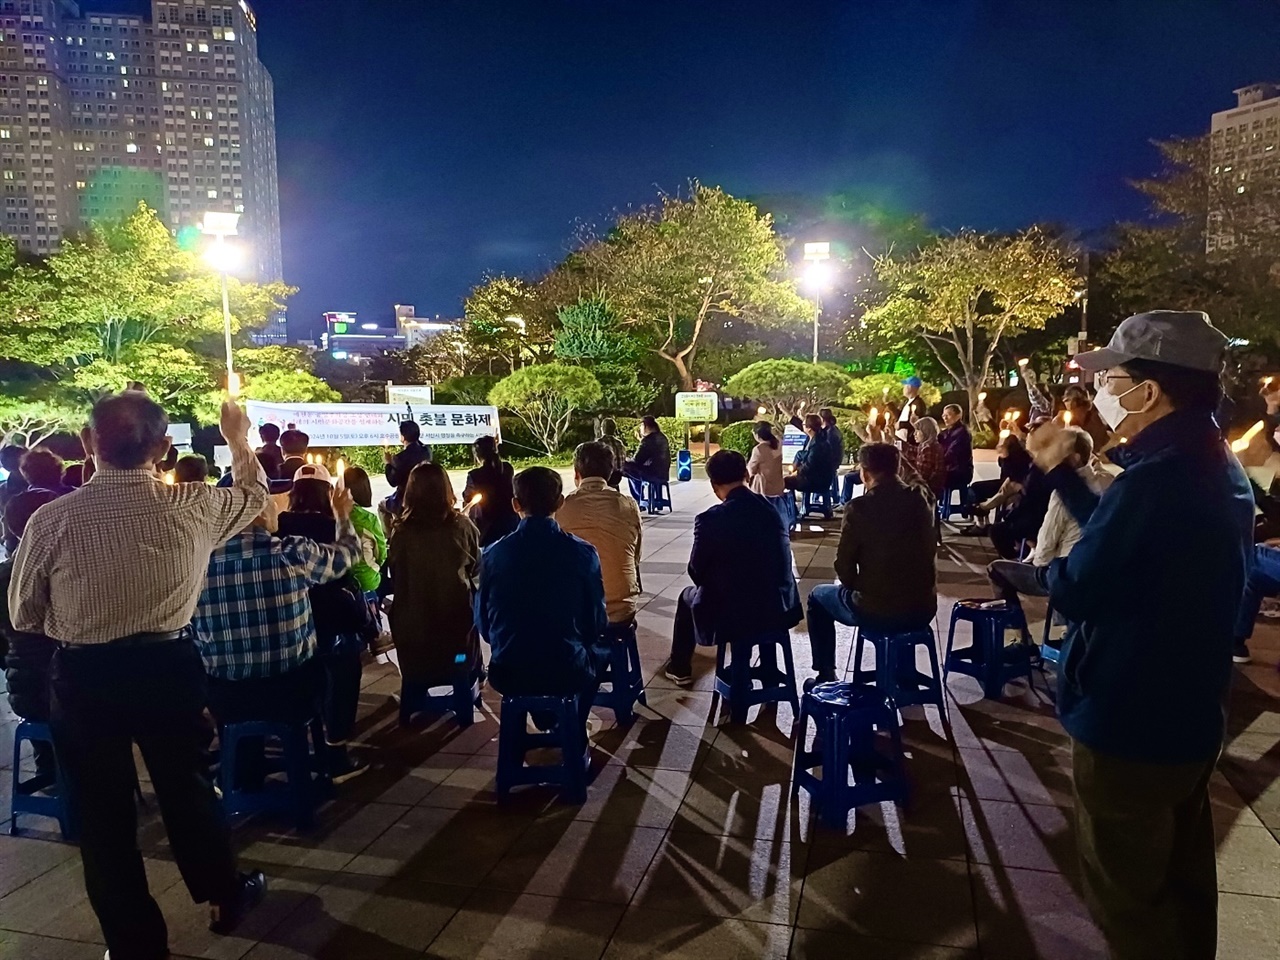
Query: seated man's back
xmin=556 ymin=442 xmax=643 ymax=625
xmin=476 ymin=467 xmax=607 ymax=695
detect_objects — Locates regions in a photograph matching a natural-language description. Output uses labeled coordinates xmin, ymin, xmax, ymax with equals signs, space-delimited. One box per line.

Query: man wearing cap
xmin=897 ymin=376 xmax=928 ymax=447
xmin=1026 ymin=310 xmax=1253 ymax=960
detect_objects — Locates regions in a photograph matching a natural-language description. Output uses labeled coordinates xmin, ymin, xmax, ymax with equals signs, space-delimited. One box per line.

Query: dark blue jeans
xmin=805 ymin=584 xmax=927 ymax=676
xmin=1235 ymin=543 xmax=1280 ymax=642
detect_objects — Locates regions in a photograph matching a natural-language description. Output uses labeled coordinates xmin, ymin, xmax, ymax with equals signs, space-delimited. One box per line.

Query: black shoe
xmin=802 ymin=672 xmax=838 ymax=694
xmin=661 ymin=658 xmax=692 ymax=687
xmin=1233 ymin=644 xmax=1252 ymax=665
xmin=209 ymin=870 xmax=267 ymax=935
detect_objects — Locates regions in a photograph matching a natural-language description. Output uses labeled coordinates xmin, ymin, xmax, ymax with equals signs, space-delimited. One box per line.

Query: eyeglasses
xmin=1093 ymin=371 xmax=1134 ymax=391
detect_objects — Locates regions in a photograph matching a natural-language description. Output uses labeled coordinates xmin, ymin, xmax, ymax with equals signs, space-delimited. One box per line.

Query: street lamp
xmin=200 ymin=211 xmax=243 ymax=395
xmin=802 ymin=241 xmax=831 ymax=364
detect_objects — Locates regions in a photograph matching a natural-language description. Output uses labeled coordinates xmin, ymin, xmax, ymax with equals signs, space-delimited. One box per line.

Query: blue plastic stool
xmin=642 ymin=480 xmax=672 ymax=515
xmin=802 ymin=488 xmax=834 ymax=519
xmin=218 ymin=718 xmax=329 ymax=830
xmin=851 ymin=625 xmax=944 ymax=712
xmin=9 ymin=720 xmax=76 ymax=840
xmin=938 ymin=487 xmax=973 ymax=521
xmin=496 ymin=695 xmax=588 ymax=804
xmin=792 ymin=682 xmax=908 ymax=826
xmin=593 ymin=621 xmax=647 ymax=724
xmin=714 ymin=629 xmax=799 ymax=724
xmin=944 ymin=600 xmax=1035 ymax=699
xmin=399 ymin=667 xmax=481 ymax=729
xmin=1039 ymin=604 xmax=1063 ymax=666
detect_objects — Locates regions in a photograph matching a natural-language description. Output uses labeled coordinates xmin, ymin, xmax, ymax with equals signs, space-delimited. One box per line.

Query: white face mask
xmin=1093 ymin=380 xmax=1146 ymax=430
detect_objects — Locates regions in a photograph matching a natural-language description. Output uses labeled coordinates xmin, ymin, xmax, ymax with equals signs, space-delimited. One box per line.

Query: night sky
xmin=114 ymin=1 xmax=1280 ymax=335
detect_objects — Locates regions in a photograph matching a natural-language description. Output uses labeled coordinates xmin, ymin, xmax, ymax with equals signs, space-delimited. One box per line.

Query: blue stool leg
xmin=609 ymin=638 xmax=634 ymax=725
xmin=792 ymin=696 xmax=811 ymax=796
xmin=923 ymin=631 xmax=945 ymax=713
xmin=285 ymin=724 xmax=314 ymax=831
xmin=452 ymin=676 xmax=476 ymax=728
xmin=629 ymin=630 xmax=647 ymax=708
xmin=728 ymin=640 xmax=750 ymax=724
xmin=219 ymin=726 xmax=239 ymax=802
xmin=819 ymin=712 xmax=844 ymax=827
xmin=560 ymin=698 xmax=588 ymax=804
xmin=778 ymin=636 xmax=799 ymax=713
xmin=496 ymin=704 xmax=523 ymax=799
xmin=981 ymin=618 xmax=1003 ymax=699
xmin=943 ymin=609 xmax=961 ymax=686
xmin=852 ymin=627 xmax=867 ymax=685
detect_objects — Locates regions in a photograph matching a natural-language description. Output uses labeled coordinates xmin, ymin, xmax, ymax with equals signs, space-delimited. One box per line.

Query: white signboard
xmin=675 ymin=391 xmax=719 ymax=422
xmin=245 ymin=400 xmax=500 ymax=447
xmin=386 ymin=383 xmax=434 ymax=405
xmin=168 ymin=422 xmax=193 ymax=450
xmin=781 ymin=424 xmax=807 ymax=466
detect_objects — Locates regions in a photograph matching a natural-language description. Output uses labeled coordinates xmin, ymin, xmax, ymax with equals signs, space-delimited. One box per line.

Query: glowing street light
xmin=802 ymin=242 xmax=832 ymax=364
xmin=201 ymin=211 xmax=245 ymax=396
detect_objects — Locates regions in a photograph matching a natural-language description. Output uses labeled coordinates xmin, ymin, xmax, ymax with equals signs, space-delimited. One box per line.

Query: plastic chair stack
xmin=713 ymin=629 xmax=799 ymax=724
xmin=944 ymin=600 xmax=1035 ymax=699
xmin=792 ymin=682 xmax=908 ymax=826
xmin=592 ymin=621 xmax=647 ymax=724
xmin=851 ymin=625 xmax=944 ymax=712
xmin=218 ymin=718 xmax=329 ymax=831
xmin=496 ymin=694 xmax=588 ymax=804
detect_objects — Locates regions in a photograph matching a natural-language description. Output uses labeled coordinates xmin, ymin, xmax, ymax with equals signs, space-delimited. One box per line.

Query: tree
xmin=241 ymin=369 xmax=340 ymax=404
xmin=69 ymin=341 xmax=214 ymax=405
xmin=723 ymin=359 xmax=852 ymax=419
xmin=488 ymin=363 xmax=602 ymax=455
xmin=582 ymin=184 xmax=812 ymax=390
xmin=553 ymin=297 xmax=658 ymax=415
xmin=0 ymin=397 xmax=86 ymax=447
xmin=843 ymin=372 xmax=942 ymax=409
xmin=861 ymin=228 xmax=1078 ymax=409
xmin=462 ymin=274 xmax=559 ymax=374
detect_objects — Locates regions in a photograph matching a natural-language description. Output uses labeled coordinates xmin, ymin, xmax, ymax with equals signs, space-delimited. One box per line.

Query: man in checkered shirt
xmin=193 ymin=482 xmax=359 ymax=732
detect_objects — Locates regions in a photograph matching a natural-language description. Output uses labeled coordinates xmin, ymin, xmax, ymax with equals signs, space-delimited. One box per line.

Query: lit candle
xmin=756 ymin=405 xmax=767 ymax=416
xmin=978 ymin=392 xmax=987 ymax=403
xmin=163 ymin=471 xmax=175 ymax=485
xmin=461 ymin=492 xmax=483 ymax=511
xmin=227 ymin=371 xmax=241 ymax=397
xmin=999 ymin=428 xmax=1011 ymax=439
xmin=1017 ymin=358 xmax=1029 ymax=367
xmin=1231 ymin=420 xmax=1265 ymax=453
xmin=335 ymin=458 xmax=346 ymax=477
xmin=1265 ymin=376 xmax=1275 ymax=387
xmin=1010 ymin=410 xmax=1021 ymax=421
xmin=869 ymin=406 xmax=878 ymax=426
xmin=1063 ymin=410 xmax=1073 ymax=426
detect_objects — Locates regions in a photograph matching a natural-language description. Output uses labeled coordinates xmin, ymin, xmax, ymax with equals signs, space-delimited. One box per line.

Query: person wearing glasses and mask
xmin=1025 ymin=310 xmax=1253 ymax=960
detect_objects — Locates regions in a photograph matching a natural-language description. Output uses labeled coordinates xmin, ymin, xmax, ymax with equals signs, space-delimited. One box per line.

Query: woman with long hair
xmin=461 ymin=435 xmax=518 ymax=547
xmin=387 ymin=461 xmax=483 ymax=689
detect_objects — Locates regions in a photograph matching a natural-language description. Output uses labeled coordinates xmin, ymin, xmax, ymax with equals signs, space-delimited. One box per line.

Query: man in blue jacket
xmin=661 ymin=450 xmax=801 ymax=684
xmin=1029 ymin=310 xmax=1253 ymax=960
xmin=475 ymin=466 xmax=608 ymax=739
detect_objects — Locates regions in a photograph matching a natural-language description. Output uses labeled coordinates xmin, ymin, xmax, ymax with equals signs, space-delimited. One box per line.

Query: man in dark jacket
xmin=784 ymin=414 xmax=837 ymax=494
xmin=384 ymin=419 xmax=432 ymax=492
xmin=475 ymin=466 xmax=608 ymax=738
xmin=804 ymin=442 xmax=936 ymax=687
xmin=622 ymin=416 xmax=670 ymax=503
xmin=937 ymin=404 xmax=974 ymax=491
xmin=1030 ymin=310 xmax=1253 ymax=960
xmin=661 ymin=450 xmax=802 ymax=685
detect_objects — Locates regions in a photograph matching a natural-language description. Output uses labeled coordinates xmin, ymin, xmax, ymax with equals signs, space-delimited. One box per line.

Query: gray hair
xmin=1066 ymin=425 xmax=1094 ymax=463
xmin=914 ymin=416 xmax=939 ymax=443
xmin=89 ymin=390 xmax=168 ymax=469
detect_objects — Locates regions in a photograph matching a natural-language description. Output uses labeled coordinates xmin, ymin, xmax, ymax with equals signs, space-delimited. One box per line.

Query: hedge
xmin=718 ymin=420 xmax=767 ymax=458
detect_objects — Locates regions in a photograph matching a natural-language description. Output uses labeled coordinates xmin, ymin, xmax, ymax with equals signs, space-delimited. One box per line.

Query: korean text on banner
xmin=675 ymin=391 xmax=719 ymax=422
xmin=245 ymin=400 xmax=501 ymax=447
xmin=781 ymin=424 xmax=807 ymax=466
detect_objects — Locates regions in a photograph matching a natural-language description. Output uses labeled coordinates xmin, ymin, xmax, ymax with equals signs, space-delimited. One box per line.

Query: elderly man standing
xmin=9 ymin=391 xmax=271 ymax=960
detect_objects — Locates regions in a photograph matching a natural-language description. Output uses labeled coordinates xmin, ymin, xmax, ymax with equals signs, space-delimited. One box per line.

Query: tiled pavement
xmin=2 ymin=478 xmax=1279 ymax=959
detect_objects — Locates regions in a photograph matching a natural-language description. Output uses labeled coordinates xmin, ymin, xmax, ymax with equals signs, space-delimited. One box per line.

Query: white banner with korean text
xmin=244 ymin=400 xmax=501 ymax=447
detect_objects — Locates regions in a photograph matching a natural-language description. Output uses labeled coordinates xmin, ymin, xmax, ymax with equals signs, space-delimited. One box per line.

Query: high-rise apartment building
xmin=1208 ymin=83 xmax=1280 ymax=254
xmin=0 ymin=0 xmax=281 ymax=291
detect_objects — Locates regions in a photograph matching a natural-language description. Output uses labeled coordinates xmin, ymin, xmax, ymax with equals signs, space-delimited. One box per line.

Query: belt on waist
xmin=59 ymin=627 xmax=193 ymax=650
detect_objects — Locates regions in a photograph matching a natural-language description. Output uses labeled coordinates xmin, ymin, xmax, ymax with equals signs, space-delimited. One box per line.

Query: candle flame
xmin=1017 ymin=358 xmax=1029 ymax=367
xmin=1063 ymin=411 xmax=1073 ymax=425
xmin=1010 ymin=410 xmax=1021 ymax=420
xmin=999 ymin=429 xmax=1011 ymax=439
xmin=1231 ymin=420 xmax=1265 ymax=453
xmin=869 ymin=406 xmax=878 ymax=424
xmin=163 ymin=470 xmax=175 ymax=485
xmin=461 ymin=492 xmax=483 ymax=511
xmin=1265 ymin=376 xmax=1275 ymax=387
xmin=227 ymin=371 xmax=241 ymax=397
xmin=756 ymin=405 xmax=767 ymax=416
xmin=336 ymin=458 xmax=345 ymax=476
xmin=978 ymin=392 xmax=987 ymax=402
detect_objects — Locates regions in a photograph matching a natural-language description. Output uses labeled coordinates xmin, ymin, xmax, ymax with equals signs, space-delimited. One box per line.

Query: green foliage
xmin=579 ymin=183 xmax=812 ymax=389
xmin=435 ymin=374 xmax=501 ymax=406
xmin=717 ymin=420 xmax=767 ymax=458
xmin=241 ymin=369 xmax=340 ymax=404
xmin=234 ymin=345 xmax=313 ymax=377
xmin=723 ymin=359 xmax=852 ymax=418
xmin=462 ymin=274 xmax=558 ymax=374
xmin=488 ymin=363 xmax=603 ymax=455
xmin=69 ymin=341 xmax=213 ymax=404
xmin=972 ymin=426 xmax=998 ymax=450
xmin=553 ymin=297 xmax=642 ymax=365
xmin=0 ymin=397 xmax=86 ymax=447
xmin=588 ymin=364 xmax=659 ymax=417
xmin=844 ymin=372 xmax=942 ymax=409
xmin=861 ymin=228 xmax=1078 ymax=405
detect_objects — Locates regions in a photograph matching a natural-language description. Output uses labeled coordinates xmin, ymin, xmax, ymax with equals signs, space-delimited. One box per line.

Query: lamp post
xmin=802 ymin=242 xmax=831 ymax=363
xmin=200 ymin=211 xmax=243 ymax=394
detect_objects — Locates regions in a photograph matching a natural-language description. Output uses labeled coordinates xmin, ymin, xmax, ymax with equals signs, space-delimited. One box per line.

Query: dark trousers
xmin=805 ymin=584 xmax=928 ymax=676
xmin=208 ymin=659 xmax=325 ymax=787
xmin=321 ymin=640 xmax=364 ymax=743
xmin=968 ymin=478 xmax=1002 ymax=504
xmin=668 ymin=586 xmax=704 ymax=674
xmin=489 ymin=656 xmax=602 ymax=736
xmin=623 ymin=464 xmax=665 ymax=503
xmin=990 ymin=521 xmax=1031 ymax=560
xmin=1072 ymin=740 xmax=1219 ymax=960
xmin=50 ymin=638 xmax=238 ymax=960
xmin=986 ymin=559 xmax=1047 ymax=630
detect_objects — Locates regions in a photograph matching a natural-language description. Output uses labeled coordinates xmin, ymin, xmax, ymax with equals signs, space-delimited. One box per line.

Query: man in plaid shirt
xmin=193 ymin=485 xmax=359 ymax=727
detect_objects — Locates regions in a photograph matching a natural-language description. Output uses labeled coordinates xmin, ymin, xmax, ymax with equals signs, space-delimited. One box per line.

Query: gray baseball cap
xmin=1074 ymin=310 xmax=1228 ymax=373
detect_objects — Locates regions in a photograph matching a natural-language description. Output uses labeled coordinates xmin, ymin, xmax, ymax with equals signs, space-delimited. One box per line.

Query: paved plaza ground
xmin=2 ymin=475 xmax=1279 ymax=959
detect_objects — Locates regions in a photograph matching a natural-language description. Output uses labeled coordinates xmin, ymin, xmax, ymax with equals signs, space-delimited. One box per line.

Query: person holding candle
xmin=1063 ymin=384 xmax=1111 ymax=451
xmin=462 ymin=435 xmax=519 ymax=547
xmin=1025 ymin=310 xmax=1252 ymax=959
xmin=386 ymin=461 xmax=483 ymax=693
xmin=335 ymin=466 xmax=387 ymax=595
xmin=898 ymin=376 xmax=929 ymax=448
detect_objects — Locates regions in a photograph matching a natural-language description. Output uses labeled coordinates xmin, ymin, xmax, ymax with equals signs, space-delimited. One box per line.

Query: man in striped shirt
xmin=9 ymin=392 xmax=270 ymax=960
